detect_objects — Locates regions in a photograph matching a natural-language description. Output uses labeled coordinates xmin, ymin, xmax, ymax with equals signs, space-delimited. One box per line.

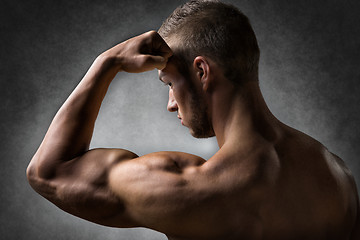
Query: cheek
xmin=175 ymin=89 xmax=193 ymax=117
xmin=173 ymin=84 xmax=185 ymax=104
xmin=171 ymin=73 xmax=194 ymax=113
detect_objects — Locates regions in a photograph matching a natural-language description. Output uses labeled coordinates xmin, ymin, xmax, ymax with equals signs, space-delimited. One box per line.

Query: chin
xmin=189 ymin=128 xmax=215 ymax=139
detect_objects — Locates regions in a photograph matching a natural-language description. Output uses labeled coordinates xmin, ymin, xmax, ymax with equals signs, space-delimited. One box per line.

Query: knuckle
xmin=148 ymin=30 xmax=160 ymax=40
xmin=140 ymin=55 xmax=152 ymax=66
xmin=148 ymin=30 xmax=157 ymax=36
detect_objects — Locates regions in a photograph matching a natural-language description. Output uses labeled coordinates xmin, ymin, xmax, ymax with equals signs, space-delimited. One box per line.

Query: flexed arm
xmin=27 ymin=31 xmax=172 ymax=179
xmin=26 ymin=31 xmax=173 ymax=226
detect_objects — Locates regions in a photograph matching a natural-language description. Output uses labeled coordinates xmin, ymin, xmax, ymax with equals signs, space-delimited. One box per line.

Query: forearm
xmin=27 ymin=31 xmax=172 ymax=180
xmin=26 ymin=31 xmax=175 ymax=228
xmin=29 ymin=55 xmax=119 ymax=179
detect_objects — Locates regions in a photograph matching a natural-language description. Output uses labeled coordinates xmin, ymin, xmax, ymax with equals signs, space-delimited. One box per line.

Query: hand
xmin=100 ymin=31 xmax=173 ymax=73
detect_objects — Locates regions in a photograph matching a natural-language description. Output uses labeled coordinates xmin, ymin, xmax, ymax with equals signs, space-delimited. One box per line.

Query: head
xmin=159 ymin=53 xmax=215 ymax=138
xmin=158 ymin=0 xmax=260 ymax=138
xmin=158 ymin=0 xmax=260 ymax=84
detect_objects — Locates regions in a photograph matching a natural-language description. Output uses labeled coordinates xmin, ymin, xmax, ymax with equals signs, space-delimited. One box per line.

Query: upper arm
xmin=27 ymin=148 xmax=139 ymax=227
xmin=28 ymin=148 xmax=259 ymax=236
xmin=28 ymin=148 xmax=212 ymax=232
xmin=108 ymin=151 xmax=215 ymax=234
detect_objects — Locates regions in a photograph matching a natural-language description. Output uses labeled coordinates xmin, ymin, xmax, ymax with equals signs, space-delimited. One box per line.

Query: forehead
xmin=158 ymin=55 xmax=187 ymax=79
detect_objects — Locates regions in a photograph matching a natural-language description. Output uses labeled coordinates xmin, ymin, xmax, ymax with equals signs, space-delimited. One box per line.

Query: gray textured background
xmin=1 ymin=0 xmax=359 ymax=239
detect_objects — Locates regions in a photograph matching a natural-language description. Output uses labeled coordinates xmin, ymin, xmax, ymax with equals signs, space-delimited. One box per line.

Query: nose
xmin=167 ymin=89 xmax=178 ymax=112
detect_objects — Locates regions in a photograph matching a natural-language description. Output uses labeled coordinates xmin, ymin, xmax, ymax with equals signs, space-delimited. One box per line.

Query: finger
xmin=150 ymin=31 xmax=173 ymax=58
xmin=157 ymin=41 xmax=173 ymax=59
xmin=143 ymin=55 xmax=168 ymax=70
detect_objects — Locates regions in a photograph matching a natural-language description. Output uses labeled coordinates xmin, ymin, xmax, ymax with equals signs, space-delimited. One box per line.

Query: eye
xmin=163 ymin=82 xmax=172 ymax=87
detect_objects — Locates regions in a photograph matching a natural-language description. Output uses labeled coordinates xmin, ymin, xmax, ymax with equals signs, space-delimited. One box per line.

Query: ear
xmin=193 ymin=56 xmax=211 ymax=91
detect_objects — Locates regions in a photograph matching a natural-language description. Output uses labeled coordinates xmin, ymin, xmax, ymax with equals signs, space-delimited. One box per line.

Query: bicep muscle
xmin=29 ymin=148 xmax=139 ymax=227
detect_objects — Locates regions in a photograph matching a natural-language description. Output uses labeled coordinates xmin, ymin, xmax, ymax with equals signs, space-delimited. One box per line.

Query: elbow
xmin=26 ymin=159 xmax=38 ymax=187
xmin=27 ymin=152 xmax=56 ymax=182
xmin=26 ymin=157 xmax=57 ymax=199
xmin=26 ymin=155 xmax=47 ymax=187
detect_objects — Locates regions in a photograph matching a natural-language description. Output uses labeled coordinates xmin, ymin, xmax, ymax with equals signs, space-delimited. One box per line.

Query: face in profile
xmin=159 ymin=55 xmax=215 ymax=139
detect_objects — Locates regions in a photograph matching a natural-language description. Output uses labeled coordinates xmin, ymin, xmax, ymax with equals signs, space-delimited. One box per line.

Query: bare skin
xmin=27 ymin=31 xmax=359 ymax=240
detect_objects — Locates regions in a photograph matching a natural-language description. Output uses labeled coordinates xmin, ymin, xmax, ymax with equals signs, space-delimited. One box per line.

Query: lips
xmin=177 ymin=115 xmax=184 ymax=125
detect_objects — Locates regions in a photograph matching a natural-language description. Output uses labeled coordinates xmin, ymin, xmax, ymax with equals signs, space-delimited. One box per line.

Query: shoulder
xmin=271 ymin=127 xmax=359 ymax=234
xmin=276 ymin=127 xmax=356 ymax=193
xmin=108 ymin=151 xmax=208 ymax=198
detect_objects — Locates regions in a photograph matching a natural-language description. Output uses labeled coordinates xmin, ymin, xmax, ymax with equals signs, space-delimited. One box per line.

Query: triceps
xmin=28 ymin=148 xmax=139 ymax=227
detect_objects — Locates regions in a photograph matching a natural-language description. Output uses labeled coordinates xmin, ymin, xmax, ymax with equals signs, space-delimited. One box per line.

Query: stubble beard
xmin=188 ymin=91 xmax=215 ymax=139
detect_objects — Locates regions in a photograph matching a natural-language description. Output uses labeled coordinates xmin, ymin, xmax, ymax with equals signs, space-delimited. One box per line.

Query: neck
xmin=211 ymin=80 xmax=281 ymax=148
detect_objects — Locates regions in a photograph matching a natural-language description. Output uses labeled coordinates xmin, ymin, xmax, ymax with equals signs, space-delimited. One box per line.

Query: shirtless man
xmin=27 ymin=1 xmax=359 ymax=239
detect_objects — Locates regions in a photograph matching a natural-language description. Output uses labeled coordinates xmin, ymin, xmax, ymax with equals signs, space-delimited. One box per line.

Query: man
xmin=27 ymin=0 xmax=359 ymax=239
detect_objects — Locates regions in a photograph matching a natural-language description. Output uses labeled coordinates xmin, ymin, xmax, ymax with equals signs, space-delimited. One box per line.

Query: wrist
xmin=95 ymin=53 xmax=123 ymax=73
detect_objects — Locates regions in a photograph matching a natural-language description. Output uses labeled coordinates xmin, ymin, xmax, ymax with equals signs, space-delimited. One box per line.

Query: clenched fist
xmin=100 ymin=31 xmax=173 ymax=73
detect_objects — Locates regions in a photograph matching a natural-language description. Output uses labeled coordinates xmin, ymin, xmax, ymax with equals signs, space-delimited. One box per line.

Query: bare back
xmin=178 ymin=125 xmax=359 ymax=239
xmin=258 ymin=126 xmax=358 ymax=239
